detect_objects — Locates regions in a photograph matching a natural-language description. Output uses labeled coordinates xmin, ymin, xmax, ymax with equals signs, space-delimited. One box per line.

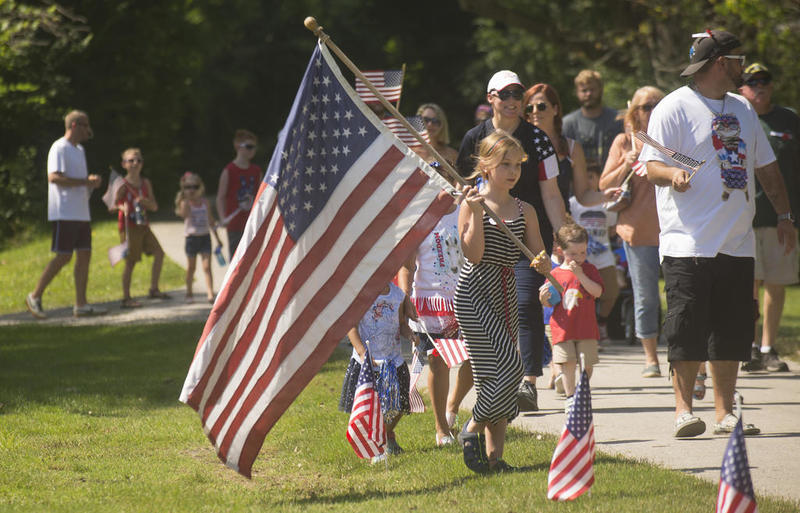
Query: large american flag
xmin=356 ymin=69 xmax=403 ymax=103
xmin=548 ymin=368 xmax=595 ymax=501
xmin=717 ymin=417 xmax=758 ymax=513
xmin=347 ymin=347 xmax=385 ymax=459
xmin=179 ymin=42 xmax=454 ymax=478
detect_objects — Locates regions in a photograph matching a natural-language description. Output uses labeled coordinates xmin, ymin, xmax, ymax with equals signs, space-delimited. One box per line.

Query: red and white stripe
xmin=632 ymin=160 xmax=647 ymax=176
xmin=432 ymin=338 xmax=469 ymax=368
xmin=547 ymin=425 xmax=596 ymax=501
xmin=347 ymin=375 xmax=385 ymax=459
xmin=381 ymin=118 xmax=428 ymax=148
xmin=356 ymin=70 xmax=402 ymax=102
xmin=716 ymin=482 xmax=758 ymax=513
xmin=408 ymin=351 xmax=425 ymax=413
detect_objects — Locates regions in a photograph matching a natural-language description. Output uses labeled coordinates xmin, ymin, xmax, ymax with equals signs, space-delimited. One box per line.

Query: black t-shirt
xmin=753 ymin=106 xmax=800 ymax=227
xmin=456 ymin=118 xmax=558 ymax=252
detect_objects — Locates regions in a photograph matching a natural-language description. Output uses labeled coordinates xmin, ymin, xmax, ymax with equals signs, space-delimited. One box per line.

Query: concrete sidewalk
xmin=421 ymin=342 xmax=800 ymax=503
xmin=4 ymin=220 xmax=798 ymax=503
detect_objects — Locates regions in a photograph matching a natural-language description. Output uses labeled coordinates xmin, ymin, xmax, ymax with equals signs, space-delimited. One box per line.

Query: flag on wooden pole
xmin=179 ymin=41 xmax=454 ymax=478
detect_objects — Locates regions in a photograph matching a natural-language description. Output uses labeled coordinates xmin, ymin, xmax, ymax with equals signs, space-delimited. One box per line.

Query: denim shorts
xmin=623 ymin=242 xmax=661 ymax=340
xmin=185 ymin=234 xmax=211 ymax=256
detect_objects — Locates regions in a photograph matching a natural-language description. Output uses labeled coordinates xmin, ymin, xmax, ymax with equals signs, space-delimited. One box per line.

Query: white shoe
xmin=371 ymin=453 xmax=387 ymax=464
xmin=554 ymin=373 xmax=565 ymax=396
xmin=436 ymin=433 xmax=456 ymax=447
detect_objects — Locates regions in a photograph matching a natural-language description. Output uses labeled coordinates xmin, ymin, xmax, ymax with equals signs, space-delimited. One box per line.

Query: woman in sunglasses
xmin=599 ymin=86 xmax=666 ymax=379
xmin=456 ymin=70 xmax=566 ymax=412
xmin=523 ymin=83 xmax=610 ymax=209
xmin=416 ymin=103 xmax=459 ymax=165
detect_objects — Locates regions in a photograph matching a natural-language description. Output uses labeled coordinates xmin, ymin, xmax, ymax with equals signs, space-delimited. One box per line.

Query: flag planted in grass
xmin=347 ymin=347 xmax=386 ymax=458
xmin=548 ymin=367 xmax=595 ymax=501
xmin=178 ymin=41 xmax=454 ymax=478
xmin=717 ymin=417 xmax=758 ymax=513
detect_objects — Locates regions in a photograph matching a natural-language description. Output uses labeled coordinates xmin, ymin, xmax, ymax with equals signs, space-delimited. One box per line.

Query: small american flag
xmin=717 ymin=417 xmax=758 ymax=513
xmin=179 ymin=42 xmax=453 ymax=477
xmin=632 ymin=160 xmax=647 ymax=177
xmin=356 ymin=70 xmax=403 ymax=103
xmin=432 ymin=338 xmax=469 ymax=368
xmin=381 ymin=115 xmax=429 ymax=148
xmin=548 ymin=368 xmax=595 ymax=501
xmin=408 ymin=347 xmax=425 ymax=413
xmin=347 ymin=347 xmax=386 ymax=459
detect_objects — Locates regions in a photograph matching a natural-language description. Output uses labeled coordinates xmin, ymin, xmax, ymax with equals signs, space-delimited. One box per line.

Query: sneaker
xmin=73 ymin=304 xmax=108 ymax=317
xmin=564 ymin=395 xmax=575 ymax=415
xmin=713 ymin=413 xmax=761 ymax=435
xmin=554 ymin=373 xmax=565 ymax=396
xmin=641 ymin=365 xmax=662 ymax=378
xmin=25 ymin=293 xmax=46 ymax=319
xmin=517 ymin=381 xmax=539 ymax=412
xmin=385 ymin=437 xmax=403 ymax=455
xmin=741 ymin=346 xmax=764 ymax=372
xmin=436 ymin=433 xmax=456 ymax=447
xmin=371 ymin=453 xmax=387 ymax=465
xmin=762 ymin=348 xmax=789 ymax=372
xmin=674 ymin=412 xmax=706 ymax=438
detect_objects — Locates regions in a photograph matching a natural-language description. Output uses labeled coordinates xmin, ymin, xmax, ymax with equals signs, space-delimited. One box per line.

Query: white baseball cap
xmin=487 ymin=70 xmax=523 ymax=93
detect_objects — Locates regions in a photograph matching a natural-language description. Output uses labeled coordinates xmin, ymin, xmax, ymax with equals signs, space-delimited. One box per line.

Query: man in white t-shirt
xmin=642 ymin=30 xmax=796 ymax=438
xmin=25 ymin=110 xmax=107 ymax=319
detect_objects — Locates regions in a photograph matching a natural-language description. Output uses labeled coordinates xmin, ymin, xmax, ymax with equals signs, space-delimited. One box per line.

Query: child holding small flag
xmin=339 ymin=281 xmax=418 ymax=461
xmin=454 ymin=130 xmax=551 ymax=473
xmin=541 ymin=220 xmax=603 ymax=413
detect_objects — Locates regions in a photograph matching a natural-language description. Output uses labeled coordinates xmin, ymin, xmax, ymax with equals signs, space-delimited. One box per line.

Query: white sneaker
xmin=554 ymin=373 xmax=565 ymax=396
xmin=26 ymin=293 xmax=46 ymax=319
xmin=73 ymin=304 xmax=108 ymax=317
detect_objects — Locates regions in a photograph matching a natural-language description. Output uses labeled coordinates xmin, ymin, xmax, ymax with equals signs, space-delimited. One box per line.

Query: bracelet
xmin=777 ymin=212 xmax=795 ymax=224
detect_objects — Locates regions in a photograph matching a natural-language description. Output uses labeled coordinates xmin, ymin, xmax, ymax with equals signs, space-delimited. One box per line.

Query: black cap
xmin=743 ymin=62 xmax=772 ymax=82
xmin=681 ymin=30 xmax=742 ymax=77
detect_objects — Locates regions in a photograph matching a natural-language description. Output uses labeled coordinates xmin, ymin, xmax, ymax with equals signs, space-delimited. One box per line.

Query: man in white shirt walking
xmin=26 ymin=110 xmax=108 ymax=319
xmin=641 ymin=30 xmax=795 ymax=438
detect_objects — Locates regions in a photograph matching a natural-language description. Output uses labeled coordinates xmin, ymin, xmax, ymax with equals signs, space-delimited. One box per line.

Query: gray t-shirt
xmin=563 ymin=106 xmax=623 ymax=167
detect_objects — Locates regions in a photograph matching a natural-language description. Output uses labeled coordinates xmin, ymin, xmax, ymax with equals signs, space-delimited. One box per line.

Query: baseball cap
xmin=487 ymin=70 xmax=523 ymax=92
xmin=743 ymin=62 xmax=772 ymax=82
xmin=680 ymin=30 xmax=742 ymax=77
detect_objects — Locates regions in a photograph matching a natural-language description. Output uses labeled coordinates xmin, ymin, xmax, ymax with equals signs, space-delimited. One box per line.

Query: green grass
xmin=0 ymin=220 xmax=185 ymax=314
xmin=1 ymin=323 xmax=798 ymax=512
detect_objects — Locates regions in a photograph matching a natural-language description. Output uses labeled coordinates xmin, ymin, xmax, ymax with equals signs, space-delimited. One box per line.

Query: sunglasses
xmin=239 ymin=143 xmax=257 ymax=150
xmin=639 ymin=103 xmax=659 ymax=112
xmin=723 ymin=54 xmax=746 ymax=66
xmin=422 ymin=116 xmax=442 ymax=126
xmin=493 ymin=88 xmax=524 ymax=101
xmin=124 ymin=158 xmax=143 ymax=164
xmin=745 ymin=78 xmax=771 ymax=87
xmin=525 ymin=102 xmax=548 ymax=114
xmin=183 ymin=185 xmax=200 ymax=190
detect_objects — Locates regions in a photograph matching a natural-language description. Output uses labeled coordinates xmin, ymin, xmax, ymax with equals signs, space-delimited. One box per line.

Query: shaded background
xmin=2 ymin=0 xmax=798 ymax=241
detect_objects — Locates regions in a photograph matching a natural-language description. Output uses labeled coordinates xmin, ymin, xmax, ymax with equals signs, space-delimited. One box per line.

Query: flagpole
xmin=395 ymin=62 xmax=406 ymax=112
xmin=304 ymin=17 xmax=562 ymax=294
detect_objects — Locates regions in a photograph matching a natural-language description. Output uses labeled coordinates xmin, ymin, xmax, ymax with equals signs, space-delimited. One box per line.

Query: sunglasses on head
xmin=183 ymin=185 xmax=200 ymax=190
xmin=422 ymin=116 xmax=442 ymax=126
xmin=493 ymin=88 xmax=524 ymax=101
xmin=525 ymin=102 xmax=548 ymax=114
xmin=639 ymin=102 xmax=659 ymax=112
xmin=124 ymin=158 xmax=143 ymax=164
xmin=239 ymin=143 xmax=256 ymax=150
xmin=745 ymin=77 xmax=770 ymax=87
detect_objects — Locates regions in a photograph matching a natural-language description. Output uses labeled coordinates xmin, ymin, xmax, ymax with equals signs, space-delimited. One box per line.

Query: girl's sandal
xmin=120 ymin=298 xmax=142 ymax=309
xmin=693 ymin=373 xmax=707 ymax=400
xmin=457 ymin=418 xmax=489 ymax=473
xmin=148 ymin=289 xmax=171 ymax=300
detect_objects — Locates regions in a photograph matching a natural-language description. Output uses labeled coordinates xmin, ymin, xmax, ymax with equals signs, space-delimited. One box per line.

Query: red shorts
xmin=51 ymin=220 xmax=91 ymax=254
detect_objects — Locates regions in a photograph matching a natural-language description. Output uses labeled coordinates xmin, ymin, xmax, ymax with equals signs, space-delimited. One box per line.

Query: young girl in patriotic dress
xmin=454 ymin=131 xmax=551 ymax=473
xmin=398 ymin=163 xmax=473 ymax=446
xmin=339 ymin=281 xmax=417 ymax=459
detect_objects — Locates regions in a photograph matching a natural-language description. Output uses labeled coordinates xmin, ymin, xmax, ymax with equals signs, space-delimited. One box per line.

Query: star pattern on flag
xmin=274 ymin=56 xmax=380 ymax=241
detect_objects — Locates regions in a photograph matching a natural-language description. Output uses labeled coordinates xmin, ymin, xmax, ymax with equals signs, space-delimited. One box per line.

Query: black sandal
xmin=457 ymin=417 xmax=489 ymax=473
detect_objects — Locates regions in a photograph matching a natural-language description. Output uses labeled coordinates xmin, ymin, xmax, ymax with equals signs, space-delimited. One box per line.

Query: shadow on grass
xmin=0 ymin=323 xmax=203 ymax=412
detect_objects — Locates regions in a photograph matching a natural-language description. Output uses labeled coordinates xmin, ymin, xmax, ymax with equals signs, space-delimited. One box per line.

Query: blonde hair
xmin=467 ymin=130 xmax=527 ymax=181
xmin=64 ymin=110 xmax=88 ymax=130
xmin=574 ymin=69 xmax=603 ymax=88
xmin=415 ymin=103 xmax=451 ymax=145
xmin=624 ymin=86 xmax=666 ymax=132
xmin=555 ymin=216 xmax=588 ymax=249
xmin=233 ymin=129 xmax=257 ymax=146
xmin=174 ymin=172 xmax=206 ymax=216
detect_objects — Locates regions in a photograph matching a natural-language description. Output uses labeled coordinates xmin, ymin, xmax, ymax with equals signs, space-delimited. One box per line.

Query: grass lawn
xmin=1 ymin=323 xmax=797 ymax=512
xmin=0 ymin=220 xmax=185 ymax=315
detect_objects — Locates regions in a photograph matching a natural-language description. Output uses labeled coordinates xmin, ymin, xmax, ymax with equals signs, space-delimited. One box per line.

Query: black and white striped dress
xmin=454 ymin=200 xmax=525 ymax=424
